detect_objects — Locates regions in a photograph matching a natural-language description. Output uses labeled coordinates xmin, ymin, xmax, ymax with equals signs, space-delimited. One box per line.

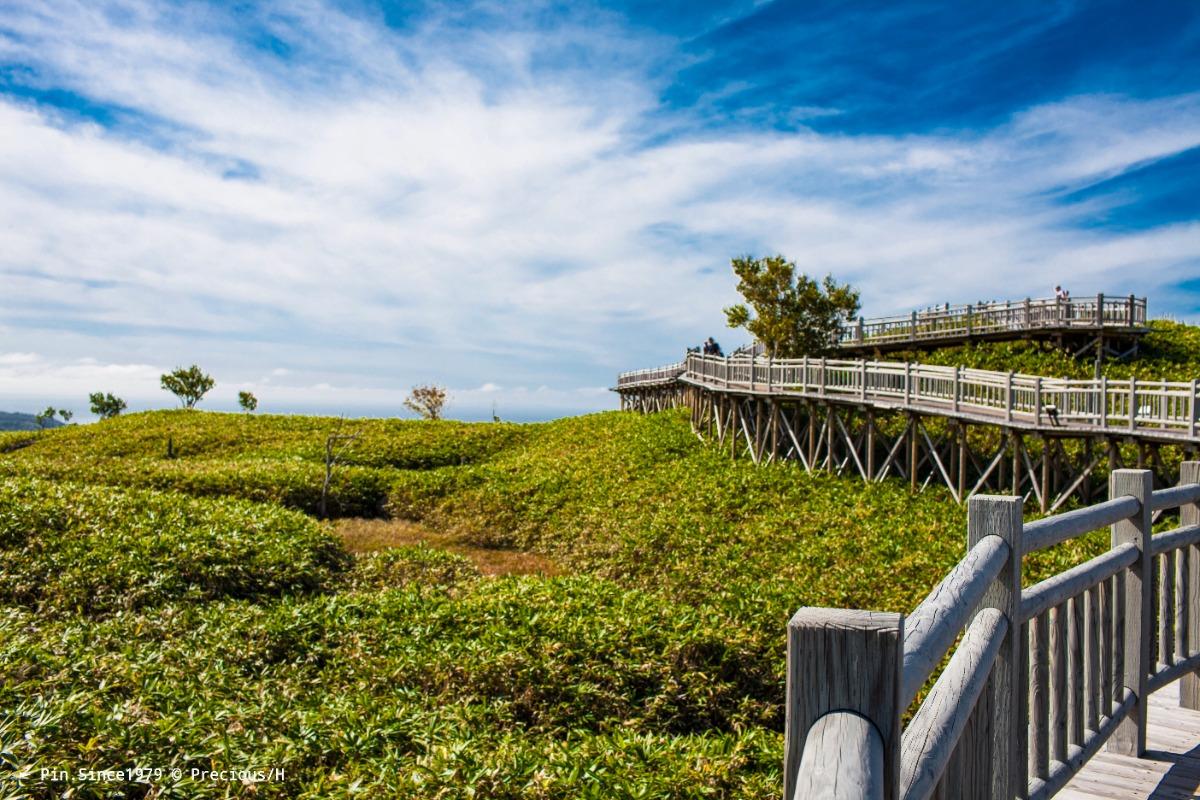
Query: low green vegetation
xmin=2 ymin=320 xmax=1196 ymax=796
xmin=905 ymin=320 xmax=1200 ymax=381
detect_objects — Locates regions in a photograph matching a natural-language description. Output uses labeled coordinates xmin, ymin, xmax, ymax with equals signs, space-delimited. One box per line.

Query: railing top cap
xmin=790 ymin=606 xmax=902 ymax=632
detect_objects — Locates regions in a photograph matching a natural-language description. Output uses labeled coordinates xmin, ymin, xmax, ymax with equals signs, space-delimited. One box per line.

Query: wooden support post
xmin=808 ymin=404 xmax=817 ymax=469
xmin=958 ymin=423 xmax=968 ymax=501
xmin=968 ymin=495 xmax=1026 ymax=800
xmin=827 ymin=405 xmax=836 ymax=471
xmin=999 ymin=431 xmax=1009 ymax=494
xmin=1181 ymin=462 xmax=1200 ymax=709
xmin=1011 ymin=431 xmax=1022 ymax=497
xmin=785 ymin=608 xmax=902 ymax=800
xmin=754 ymin=398 xmax=764 ymax=462
xmin=867 ymin=411 xmax=877 ymax=479
xmin=1096 ymin=293 xmax=1104 ymax=327
xmin=1109 ymin=468 xmax=1152 ymax=756
xmin=1040 ymin=436 xmax=1050 ymax=514
xmin=909 ymin=415 xmax=919 ymax=491
xmin=731 ymin=399 xmax=739 ymax=459
xmin=770 ymin=399 xmax=780 ymax=462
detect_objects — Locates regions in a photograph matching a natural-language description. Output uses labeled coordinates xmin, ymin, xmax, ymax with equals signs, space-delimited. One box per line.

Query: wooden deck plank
xmin=1061 ymin=682 xmax=1200 ymax=799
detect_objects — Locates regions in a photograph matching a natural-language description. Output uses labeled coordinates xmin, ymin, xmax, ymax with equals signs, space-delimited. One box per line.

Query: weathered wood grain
xmin=1023 ymin=497 xmax=1140 ymax=554
xmin=901 ymin=534 xmax=1009 ymax=708
xmin=968 ymin=494 xmax=1026 ymax=800
xmin=899 ymin=608 xmax=1007 ymax=800
xmin=1180 ymin=462 xmax=1200 ymax=711
xmin=785 ymin=607 xmax=902 ymax=800
xmin=1109 ymin=469 xmax=1152 ymax=757
xmin=794 ymin=712 xmax=885 ymax=800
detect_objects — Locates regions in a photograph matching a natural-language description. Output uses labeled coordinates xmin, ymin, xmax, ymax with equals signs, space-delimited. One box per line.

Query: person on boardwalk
xmin=703 ymin=337 xmax=723 ymax=357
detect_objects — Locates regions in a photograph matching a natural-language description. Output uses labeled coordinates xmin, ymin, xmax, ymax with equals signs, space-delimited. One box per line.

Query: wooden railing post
xmin=1128 ymin=294 xmax=1136 ymax=327
xmin=1006 ymin=371 xmax=1014 ymax=423
xmin=1100 ymin=376 xmax=1109 ymax=430
xmin=1190 ymin=380 xmax=1198 ymax=440
xmin=1024 ymin=297 xmax=1031 ymax=328
xmin=967 ymin=304 xmax=974 ymax=337
xmin=968 ymin=495 xmax=1025 ymax=800
xmin=1181 ymin=462 xmax=1200 ymax=710
xmin=911 ymin=310 xmax=918 ymax=341
xmin=785 ymin=608 xmax=902 ymax=800
xmin=1109 ymin=468 xmax=1152 ymax=756
xmin=1035 ymin=377 xmax=1043 ymax=426
xmin=1129 ymin=379 xmax=1138 ymax=433
xmin=1096 ymin=293 xmax=1104 ymax=326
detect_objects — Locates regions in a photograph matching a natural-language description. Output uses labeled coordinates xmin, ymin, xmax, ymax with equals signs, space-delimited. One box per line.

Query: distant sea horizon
xmin=0 ymin=401 xmax=614 ymax=426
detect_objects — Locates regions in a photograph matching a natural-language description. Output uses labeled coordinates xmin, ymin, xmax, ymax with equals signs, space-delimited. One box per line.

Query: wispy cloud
xmin=1 ymin=0 xmax=1198 ymax=419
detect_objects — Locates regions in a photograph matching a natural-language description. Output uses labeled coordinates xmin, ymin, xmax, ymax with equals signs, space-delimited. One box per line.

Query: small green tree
xmin=723 ymin=255 xmax=860 ymax=357
xmin=404 ymin=385 xmax=448 ymax=420
xmin=89 ymin=392 xmax=128 ymax=419
xmin=58 ymin=409 xmax=73 ymax=424
xmin=34 ymin=406 xmax=56 ymax=429
xmin=161 ymin=365 xmax=215 ymax=409
xmin=238 ymin=391 xmax=258 ymax=413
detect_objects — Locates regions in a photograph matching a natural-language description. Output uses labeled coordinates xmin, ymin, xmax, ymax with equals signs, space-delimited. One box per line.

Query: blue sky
xmin=1 ymin=0 xmax=1199 ymax=421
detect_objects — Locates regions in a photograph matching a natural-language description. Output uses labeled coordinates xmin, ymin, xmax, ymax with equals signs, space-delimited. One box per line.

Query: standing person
xmin=1055 ymin=285 xmax=1066 ymax=301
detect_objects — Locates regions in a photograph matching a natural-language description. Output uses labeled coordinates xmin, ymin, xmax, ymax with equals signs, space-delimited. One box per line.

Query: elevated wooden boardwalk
xmin=1061 ymin=682 xmax=1200 ymax=799
xmin=617 ymin=352 xmax=1200 ymax=510
xmin=834 ymin=294 xmax=1147 ymax=357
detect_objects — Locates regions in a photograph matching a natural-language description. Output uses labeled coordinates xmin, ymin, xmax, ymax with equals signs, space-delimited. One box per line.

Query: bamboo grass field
xmin=4 ymin=325 xmax=1199 ymax=797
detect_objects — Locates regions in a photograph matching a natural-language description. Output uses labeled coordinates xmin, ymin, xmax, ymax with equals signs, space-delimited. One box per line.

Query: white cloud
xmin=1 ymin=1 xmax=1198 ymax=419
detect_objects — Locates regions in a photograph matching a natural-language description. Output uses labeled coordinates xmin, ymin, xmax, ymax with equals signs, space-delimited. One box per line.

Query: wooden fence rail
xmin=786 ymin=465 xmax=1200 ymax=800
xmin=617 ymin=353 xmax=1200 ymax=443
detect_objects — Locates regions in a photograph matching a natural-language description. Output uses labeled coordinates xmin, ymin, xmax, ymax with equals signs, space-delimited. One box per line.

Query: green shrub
xmin=1 ymin=577 xmax=780 ymax=798
xmin=0 ymin=478 xmax=349 ymax=616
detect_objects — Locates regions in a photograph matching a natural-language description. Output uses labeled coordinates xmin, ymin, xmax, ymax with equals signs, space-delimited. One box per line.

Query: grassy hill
xmin=2 ymin=320 xmax=1197 ymax=797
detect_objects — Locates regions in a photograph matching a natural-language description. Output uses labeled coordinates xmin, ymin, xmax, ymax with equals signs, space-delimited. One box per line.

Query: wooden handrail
xmin=784 ymin=465 xmax=1200 ymax=800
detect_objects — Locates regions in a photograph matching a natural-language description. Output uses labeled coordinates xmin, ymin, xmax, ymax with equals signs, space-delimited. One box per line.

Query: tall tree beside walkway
xmin=723 ymin=255 xmax=860 ymax=357
xmin=161 ymin=365 xmax=215 ymax=409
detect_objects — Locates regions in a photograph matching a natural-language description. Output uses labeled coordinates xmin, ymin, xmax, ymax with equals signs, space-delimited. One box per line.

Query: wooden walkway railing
xmin=617 ymin=353 xmax=1200 ymax=444
xmin=837 ymin=294 xmax=1146 ymax=350
xmin=787 ymin=466 xmax=1200 ymax=800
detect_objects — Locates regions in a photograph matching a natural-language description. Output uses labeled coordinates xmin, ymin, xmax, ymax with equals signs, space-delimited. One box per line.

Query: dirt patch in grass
xmin=333 ymin=518 xmax=562 ymax=577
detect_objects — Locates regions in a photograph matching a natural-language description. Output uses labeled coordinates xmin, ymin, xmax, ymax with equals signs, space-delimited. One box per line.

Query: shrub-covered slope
xmin=0 ymin=478 xmax=348 ymax=617
xmin=4 ymin=319 xmax=1197 ymax=797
